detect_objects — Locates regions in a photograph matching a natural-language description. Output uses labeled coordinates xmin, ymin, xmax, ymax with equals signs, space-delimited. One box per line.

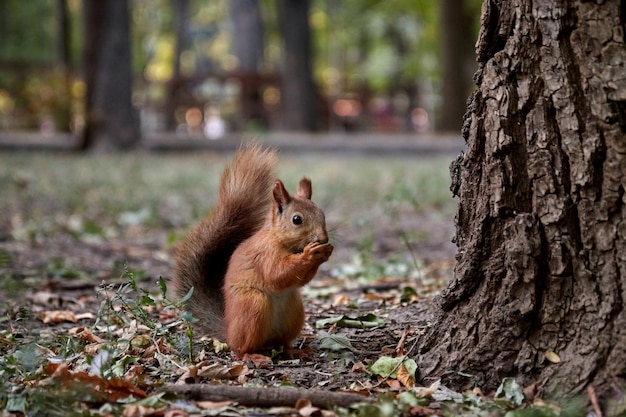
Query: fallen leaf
xmin=197 ymin=362 xmax=247 ymax=379
xmin=332 ymin=294 xmax=350 ymax=305
xmin=385 ymin=379 xmax=402 ymax=389
xmin=397 ymin=363 xmax=415 ymax=389
xmin=369 ymin=356 xmax=417 ymax=380
xmin=317 ymin=331 xmax=355 ymax=352
xmin=351 ymin=361 xmax=367 ymax=373
xmin=69 ymin=327 xmax=103 ymax=343
xmin=316 ymin=313 xmax=384 ymax=329
xmin=39 ymin=310 xmax=77 ymax=324
xmin=30 ymin=291 xmax=60 ymax=306
xmin=122 ymin=404 xmax=157 ymax=417
xmin=363 ymin=293 xmax=389 ymax=301
xmin=413 ymin=380 xmax=441 ymax=398
xmin=75 ymin=312 xmax=96 ymax=321
xmin=41 ymin=361 xmax=147 ymax=402
xmin=494 ymin=377 xmax=524 ymax=407
xmin=196 ymin=400 xmax=232 ymax=410
xmin=164 ymin=409 xmax=189 ymax=417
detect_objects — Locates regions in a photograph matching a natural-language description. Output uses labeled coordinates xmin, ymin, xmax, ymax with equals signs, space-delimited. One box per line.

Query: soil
xmin=0 ymin=143 xmax=459 ymax=413
xmin=0 ymin=209 xmax=455 ymax=380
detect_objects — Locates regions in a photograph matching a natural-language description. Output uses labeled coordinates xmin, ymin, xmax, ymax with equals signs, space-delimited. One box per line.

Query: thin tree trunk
xmin=276 ymin=0 xmax=318 ymax=131
xmin=57 ymin=0 xmax=72 ymax=132
xmin=81 ymin=0 xmax=140 ymax=151
xmin=418 ymin=0 xmax=626 ymax=398
xmin=230 ymin=0 xmax=265 ymax=72
xmin=165 ymin=0 xmax=191 ymax=130
xmin=437 ymin=0 xmax=475 ymax=133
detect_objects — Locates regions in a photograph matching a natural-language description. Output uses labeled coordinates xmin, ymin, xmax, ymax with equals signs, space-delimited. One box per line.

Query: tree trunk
xmin=418 ymin=0 xmax=626 ymax=398
xmin=276 ymin=0 xmax=318 ymax=131
xmin=230 ymin=0 xmax=265 ymax=72
xmin=437 ymin=0 xmax=476 ymax=133
xmin=165 ymin=0 xmax=191 ymax=130
xmin=81 ymin=0 xmax=140 ymax=151
xmin=57 ymin=0 xmax=72 ymax=132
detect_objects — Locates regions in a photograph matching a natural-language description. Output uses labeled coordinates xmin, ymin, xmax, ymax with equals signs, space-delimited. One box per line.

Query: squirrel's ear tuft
xmin=273 ymin=179 xmax=292 ymax=213
xmin=296 ymin=177 xmax=312 ymax=199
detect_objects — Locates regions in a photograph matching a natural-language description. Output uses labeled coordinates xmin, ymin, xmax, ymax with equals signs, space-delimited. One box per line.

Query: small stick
xmin=587 ymin=385 xmax=603 ymax=417
xmin=395 ymin=325 xmax=411 ymax=356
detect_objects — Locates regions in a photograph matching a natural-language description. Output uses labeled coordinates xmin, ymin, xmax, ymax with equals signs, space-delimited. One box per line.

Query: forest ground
xmin=0 ymin=137 xmax=596 ymax=416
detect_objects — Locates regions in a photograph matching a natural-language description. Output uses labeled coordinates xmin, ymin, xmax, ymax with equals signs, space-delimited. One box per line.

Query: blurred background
xmin=0 ymin=0 xmax=480 ymax=149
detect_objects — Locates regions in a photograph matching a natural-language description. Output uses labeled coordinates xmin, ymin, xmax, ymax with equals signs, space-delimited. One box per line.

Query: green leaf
xmin=180 ymin=310 xmax=198 ymax=323
xmin=316 ymin=313 xmax=384 ymax=329
xmin=158 ymin=276 xmax=167 ymax=296
xmin=5 ymin=392 xmax=27 ymax=414
xmin=494 ymin=377 xmax=525 ymax=408
xmin=368 ymin=356 xmax=417 ymax=379
xmin=317 ymin=331 xmax=355 ymax=352
xmin=397 ymin=391 xmax=429 ymax=407
xmin=140 ymin=294 xmax=156 ymax=307
xmin=179 ymin=287 xmax=194 ymax=304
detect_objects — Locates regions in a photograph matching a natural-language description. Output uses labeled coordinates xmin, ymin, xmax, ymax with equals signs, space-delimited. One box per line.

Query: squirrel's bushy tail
xmin=172 ymin=142 xmax=278 ymax=338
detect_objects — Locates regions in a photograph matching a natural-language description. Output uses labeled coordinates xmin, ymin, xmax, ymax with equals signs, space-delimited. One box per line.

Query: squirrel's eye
xmin=292 ymin=215 xmax=303 ymax=225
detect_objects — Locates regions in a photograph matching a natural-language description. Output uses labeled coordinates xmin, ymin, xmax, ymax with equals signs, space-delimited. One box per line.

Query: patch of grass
xmin=0 ymin=269 xmax=195 ymax=416
xmin=0 ymin=151 xmax=456 ymax=273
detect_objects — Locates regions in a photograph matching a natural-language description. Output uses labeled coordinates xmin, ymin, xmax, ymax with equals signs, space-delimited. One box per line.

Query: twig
xmin=159 ymin=384 xmax=372 ymax=409
xmin=395 ymin=325 xmax=411 ymax=356
xmin=587 ymin=385 xmax=603 ymax=417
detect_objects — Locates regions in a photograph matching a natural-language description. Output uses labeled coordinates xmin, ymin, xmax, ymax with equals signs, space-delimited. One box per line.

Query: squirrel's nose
xmin=316 ymin=232 xmax=329 ymax=244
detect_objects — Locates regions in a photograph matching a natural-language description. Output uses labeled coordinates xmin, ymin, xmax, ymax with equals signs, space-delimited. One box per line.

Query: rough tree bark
xmin=81 ymin=0 xmax=140 ymax=151
xmin=418 ymin=0 xmax=626 ymax=397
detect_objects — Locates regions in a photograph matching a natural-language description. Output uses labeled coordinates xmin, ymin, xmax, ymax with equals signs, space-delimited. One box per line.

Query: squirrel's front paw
xmin=304 ymin=241 xmax=334 ymax=262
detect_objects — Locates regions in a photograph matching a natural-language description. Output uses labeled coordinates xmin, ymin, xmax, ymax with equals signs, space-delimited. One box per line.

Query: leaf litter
xmin=0 ymin=153 xmax=596 ymax=416
xmin=0 ymin=253 xmax=586 ymax=416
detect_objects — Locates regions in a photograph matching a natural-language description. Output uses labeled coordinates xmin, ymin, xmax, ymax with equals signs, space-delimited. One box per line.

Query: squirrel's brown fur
xmin=172 ymin=142 xmax=333 ymax=355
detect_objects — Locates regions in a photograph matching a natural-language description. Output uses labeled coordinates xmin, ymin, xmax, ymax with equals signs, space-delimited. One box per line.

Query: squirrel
xmin=172 ymin=142 xmax=333 ymax=357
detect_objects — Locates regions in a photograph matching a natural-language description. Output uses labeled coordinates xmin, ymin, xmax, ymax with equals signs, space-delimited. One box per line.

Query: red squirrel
xmin=172 ymin=142 xmax=333 ymax=357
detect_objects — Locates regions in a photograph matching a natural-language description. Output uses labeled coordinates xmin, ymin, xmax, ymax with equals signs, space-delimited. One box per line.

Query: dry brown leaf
xmin=333 ymin=294 xmax=350 ymax=305
xmin=122 ymin=404 xmax=158 ymax=417
xmin=363 ymin=293 xmax=389 ymax=301
xmin=299 ymin=405 xmax=322 ymax=416
xmin=196 ymin=400 xmax=232 ymax=410
xmin=176 ymin=365 xmax=200 ymax=384
xmin=84 ymin=342 xmax=104 ymax=355
xmin=164 ymin=410 xmax=189 ymax=417
xmin=295 ymin=399 xmax=321 ymax=417
xmin=30 ymin=291 xmax=60 ymax=306
xmin=125 ymin=365 xmax=146 ymax=386
xmin=69 ymin=327 xmax=103 ymax=343
xmin=75 ymin=312 xmax=96 ymax=321
xmin=295 ymin=398 xmax=312 ymax=409
xmin=197 ymin=362 xmax=247 ymax=379
xmin=39 ymin=310 xmax=77 ymax=324
xmin=351 ymin=361 xmax=367 ymax=373
xmin=414 ymin=380 xmax=441 ymax=398
xmin=385 ymin=379 xmax=401 ymax=389
xmin=396 ymin=363 xmax=415 ymax=389
xmin=41 ymin=361 xmax=147 ymax=402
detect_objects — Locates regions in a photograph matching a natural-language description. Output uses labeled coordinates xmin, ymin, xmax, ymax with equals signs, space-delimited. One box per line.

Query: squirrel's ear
xmin=296 ymin=177 xmax=312 ymax=199
xmin=273 ymin=179 xmax=292 ymax=214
